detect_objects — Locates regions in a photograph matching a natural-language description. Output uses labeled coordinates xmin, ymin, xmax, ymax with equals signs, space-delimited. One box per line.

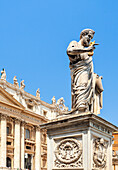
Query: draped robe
xmin=68 ymin=41 xmax=94 ymax=111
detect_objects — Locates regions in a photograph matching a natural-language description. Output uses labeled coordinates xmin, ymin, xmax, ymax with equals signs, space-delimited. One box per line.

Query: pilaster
xmin=21 ymin=121 xmax=25 ymax=169
xmin=0 ymin=114 xmax=7 ymax=167
xmin=14 ymin=118 xmax=21 ymax=169
xmin=35 ymin=126 xmax=41 ymax=170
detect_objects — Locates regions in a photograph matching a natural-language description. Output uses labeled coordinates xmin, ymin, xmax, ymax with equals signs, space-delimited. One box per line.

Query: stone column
xmin=21 ymin=121 xmax=25 ymax=169
xmin=14 ymin=119 xmax=20 ymax=169
xmin=1 ymin=114 xmax=7 ymax=167
xmin=35 ymin=126 xmax=41 ymax=170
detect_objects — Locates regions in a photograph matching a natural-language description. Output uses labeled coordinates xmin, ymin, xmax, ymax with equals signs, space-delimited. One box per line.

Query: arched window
xmin=6 ymin=157 xmax=11 ymax=167
xmin=25 ymin=129 xmax=30 ymax=139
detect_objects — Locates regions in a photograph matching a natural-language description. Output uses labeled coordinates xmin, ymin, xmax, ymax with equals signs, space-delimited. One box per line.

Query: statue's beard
xmin=81 ymin=37 xmax=91 ymax=47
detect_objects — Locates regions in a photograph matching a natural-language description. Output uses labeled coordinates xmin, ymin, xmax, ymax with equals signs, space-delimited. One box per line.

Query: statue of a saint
xmin=67 ymin=29 xmax=103 ymax=113
xmin=13 ymin=76 xmax=19 ymax=88
xmin=52 ymin=96 xmax=56 ymax=105
xmin=1 ymin=68 xmax=6 ymax=80
xmin=36 ymin=88 xmax=40 ymax=99
xmin=20 ymin=80 xmax=25 ymax=90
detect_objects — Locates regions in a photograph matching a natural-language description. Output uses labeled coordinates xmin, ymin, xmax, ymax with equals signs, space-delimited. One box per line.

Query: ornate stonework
xmin=54 ymin=138 xmax=82 ymax=168
xmin=1 ymin=113 xmax=7 ymax=120
xmin=14 ymin=118 xmax=21 ymax=124
xmin=56 ymin=97 xmax=68 ymax=113
xmin=93 ymin=138 xmax=108 ymax=168
xmin=35 ymin=126 xmax=40 ymax=131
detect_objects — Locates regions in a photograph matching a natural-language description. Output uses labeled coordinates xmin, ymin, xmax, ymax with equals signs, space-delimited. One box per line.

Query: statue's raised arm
xmin=67 ymin=29 xmax=103 ymax=114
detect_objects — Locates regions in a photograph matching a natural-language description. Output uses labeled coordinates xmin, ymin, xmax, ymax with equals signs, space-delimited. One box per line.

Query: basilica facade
xmin=0 ymin=69 xmax=68 ymax=170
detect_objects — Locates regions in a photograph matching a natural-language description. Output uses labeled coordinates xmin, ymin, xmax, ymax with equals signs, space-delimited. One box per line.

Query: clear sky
xmin=0 ymin=0 xmax=118 ymax=126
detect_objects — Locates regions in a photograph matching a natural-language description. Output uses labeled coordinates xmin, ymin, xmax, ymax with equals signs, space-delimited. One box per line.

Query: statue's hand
xmin=87 ymin=45 xmax=95 ymax=52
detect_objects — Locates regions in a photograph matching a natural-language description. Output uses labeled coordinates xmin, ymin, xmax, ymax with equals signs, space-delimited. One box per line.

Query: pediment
xmin=0 ymin=86 xmax=25 ymax=109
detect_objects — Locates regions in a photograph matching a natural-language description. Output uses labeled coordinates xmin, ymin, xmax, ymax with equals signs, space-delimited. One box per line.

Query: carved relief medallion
xmin=93 ymin=138 xmax=108 ymax=168
xmin=54 ymin=138 xmax=82 ymax=168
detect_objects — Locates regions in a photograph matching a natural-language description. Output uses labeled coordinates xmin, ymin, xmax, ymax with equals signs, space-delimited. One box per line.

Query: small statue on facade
xmin=57 ymin=97 xmax=68 ymax=112
xmin=13 ymin=76 xmax=19 ymax=88
xmin=1 ymin=68 xmax=6 ymax=80
xmin=20 ymin=80 xmax=25 ymax=90
xmin=52 ymin=96 xmax=56 ymax=105
xmin=67 ymin=29 xmax=103 ymax=113
xmin=36 ymin=88 xmax=40 ymax=99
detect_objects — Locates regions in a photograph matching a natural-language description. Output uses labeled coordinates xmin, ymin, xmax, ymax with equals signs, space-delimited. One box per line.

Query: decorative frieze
xmin=0 ymin=105 xmax=21 ymax=115
xmin=91 ymin=122 xmax=112 ymax=135
xmin=54 ymin=138 xmax=82 ymax=168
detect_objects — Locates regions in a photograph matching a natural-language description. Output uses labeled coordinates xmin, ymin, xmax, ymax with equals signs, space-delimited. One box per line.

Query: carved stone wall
xmin=54 ymin=138 xmax=82 ymax=168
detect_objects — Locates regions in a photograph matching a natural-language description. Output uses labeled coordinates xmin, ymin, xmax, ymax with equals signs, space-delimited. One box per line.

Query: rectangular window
xmin=7 ymin=127 xmax=9 ymax=135
xmin=25 ymin=129 xmax=30 ymax=139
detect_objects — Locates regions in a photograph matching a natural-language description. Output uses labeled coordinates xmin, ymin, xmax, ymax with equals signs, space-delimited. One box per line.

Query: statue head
xmin=80 ymin=29 xmax=95 ymax=47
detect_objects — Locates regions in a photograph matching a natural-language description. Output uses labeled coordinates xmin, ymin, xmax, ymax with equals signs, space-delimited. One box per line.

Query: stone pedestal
xmin=41 ymin=112 xmax=118 ymax=170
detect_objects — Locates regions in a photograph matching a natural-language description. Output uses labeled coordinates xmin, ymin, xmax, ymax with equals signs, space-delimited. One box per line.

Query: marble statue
xmin=36 ymin=88 xmax=40 ymax=98
xmin=57 ymin=97 xmax=68 ymax=112
xmin=1 ymin=68 xmax=6 ymax=80
xmin=67 ymin=29 xmax=103 ymax=113
xmin=13 ymin=76 xmax=19 ymax=88
xmin=20 ymin=80 xmax=25 ymax=90
xmin=52 ymin=96 xmax=56 ymax=105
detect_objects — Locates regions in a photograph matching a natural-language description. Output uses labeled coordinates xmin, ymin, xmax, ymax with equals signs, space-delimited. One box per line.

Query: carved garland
xmin=55 ymin=138 xmax=82 ymax=166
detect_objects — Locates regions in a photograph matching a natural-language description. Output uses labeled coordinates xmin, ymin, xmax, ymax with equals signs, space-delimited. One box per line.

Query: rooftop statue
xmin=36 ymin=88 xmax=40 ymax=99
xmin=20 ymin=80 xmax=25 ymax=90
xmin=13 ymin=76 xmax=19 ymax=88
xmin=52 ymin=96 xmax=56 ymax=105
xmin=1 ymin=68 xmax=6 ymax=80
xmin=67 ymin=29 xmax=103 ymax=114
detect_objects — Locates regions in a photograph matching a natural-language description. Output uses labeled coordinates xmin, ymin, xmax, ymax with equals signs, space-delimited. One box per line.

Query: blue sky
xmin=0 ymin=0 xmax=118 ymax=125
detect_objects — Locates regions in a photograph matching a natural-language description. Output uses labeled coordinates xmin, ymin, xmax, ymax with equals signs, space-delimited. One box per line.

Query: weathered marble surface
xmin=67 ymin=29 xmax=103 ymax=114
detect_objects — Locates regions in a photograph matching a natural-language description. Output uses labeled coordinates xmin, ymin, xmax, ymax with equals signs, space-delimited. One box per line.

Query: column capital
xmin=1 ymin=114 xmax=7 ymax=120
xmin=21 ymin=120 xmax=26 ymax=126
xmin=35 ymin=125 xmax=40 ymax=131
xmin=41 ymin=129 xmax=47 ymax=134
xmin=7 ymin=116 xmax=13 ymax=122
xmin=14 ymin=118 xmax=21 ymax=124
